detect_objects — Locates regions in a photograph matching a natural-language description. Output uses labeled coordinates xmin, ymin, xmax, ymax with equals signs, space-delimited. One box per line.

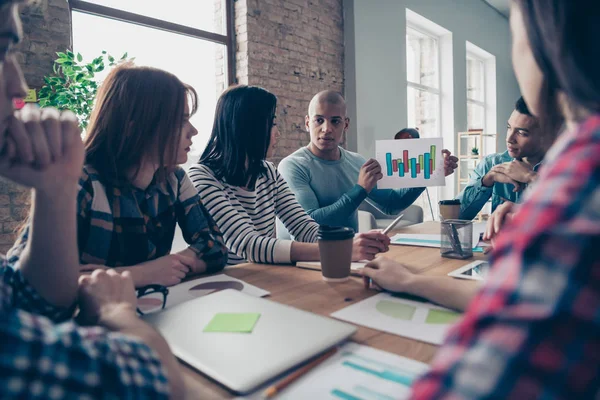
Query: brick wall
xmin=0 ymin=0 xmax=71 ymax=252
xmin=2 ymin=0 xmax=345 ymax=251
xmin=236 ymin=0 xmax=345 ymax=164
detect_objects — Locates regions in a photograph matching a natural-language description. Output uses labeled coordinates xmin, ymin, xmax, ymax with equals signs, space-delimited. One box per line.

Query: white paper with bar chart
xmin=284 ymin=343 xmax=428 ymax=399
xmin=238 ymin=343 xmax=429 ymax=400
xmin=375 ymin=138 xmax=446 ymax=189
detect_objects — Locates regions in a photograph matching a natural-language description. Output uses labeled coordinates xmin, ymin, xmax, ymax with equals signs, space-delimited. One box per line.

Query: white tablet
xmin=448 ymin=260 xmax=490 ymax=281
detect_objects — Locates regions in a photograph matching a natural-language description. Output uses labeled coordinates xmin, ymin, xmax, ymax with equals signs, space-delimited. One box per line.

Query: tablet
xmin=447 ymin=260 xmax=490 ymax=281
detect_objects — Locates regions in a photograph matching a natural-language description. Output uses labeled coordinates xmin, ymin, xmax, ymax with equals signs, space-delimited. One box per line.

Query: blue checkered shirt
xmin=0 ymin=256 xmax=170 ymax=398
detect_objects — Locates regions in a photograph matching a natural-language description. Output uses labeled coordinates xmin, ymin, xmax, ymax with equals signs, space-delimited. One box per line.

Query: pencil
xmin=263 ymin=347 xmax=338 ymax=398
xmin=382 ymin=214 xmax=405 ymax=235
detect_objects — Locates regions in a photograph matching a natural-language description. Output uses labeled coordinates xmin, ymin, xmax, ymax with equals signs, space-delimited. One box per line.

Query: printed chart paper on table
xmin=276 ymin=343 xmax=429 ymax=400
xmin=376 ymin=138 xmax=445 ymax=189
xmin=331 ymin=292 xmax=462 ymax=345
xmin=137 ymin=274 xmax=270 ymax=314
xmin=237 ymin=342 xmax=429 ymax=400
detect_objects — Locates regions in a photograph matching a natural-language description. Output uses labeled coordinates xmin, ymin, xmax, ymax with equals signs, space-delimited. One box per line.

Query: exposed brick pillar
xmin=234 ymin=0 xmax=345 ymax=164
xmin=0 ymin=0 xmax=71 ymax=252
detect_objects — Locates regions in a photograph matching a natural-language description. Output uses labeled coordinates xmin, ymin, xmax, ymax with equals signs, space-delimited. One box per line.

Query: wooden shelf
xmin=457 ymin=130 xmax=497 ymax=222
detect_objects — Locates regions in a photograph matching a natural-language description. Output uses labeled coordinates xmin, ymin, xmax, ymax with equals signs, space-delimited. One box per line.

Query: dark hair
xmin=515 ymin=0 xmax=600 ymax=139
xmin=84 ymin=63 xmax=198 ymax=186
xmin=394 ymin=128 xmax=420 ymax=139
xmin=200 ymin=85 xmax=277 ymax=187
xmin=514 ymin=97 xmax=532 ymax=117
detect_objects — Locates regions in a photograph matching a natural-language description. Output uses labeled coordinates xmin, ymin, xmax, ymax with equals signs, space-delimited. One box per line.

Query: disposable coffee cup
xmin=439 ymin=199 xmax=461 ymax=221
xmin=317 ymin=226 xmax=354 ymax=282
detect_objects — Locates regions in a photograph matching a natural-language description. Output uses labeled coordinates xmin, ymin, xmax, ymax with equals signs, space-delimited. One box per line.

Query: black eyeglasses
xmin=136 ymin=284 xmax=169 ymax=315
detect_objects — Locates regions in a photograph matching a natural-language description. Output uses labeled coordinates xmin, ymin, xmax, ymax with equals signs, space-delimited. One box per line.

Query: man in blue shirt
xmin=279 ymin=91 xmax=458 ymax=232
xmin=457 ymin=97 xmax=546 ymax=220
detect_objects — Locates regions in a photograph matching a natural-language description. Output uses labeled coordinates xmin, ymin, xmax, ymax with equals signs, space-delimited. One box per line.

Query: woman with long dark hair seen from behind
xmin=189 ymin=85 xmax=389 ymax=265
xmin=11 ymin=63 xmax=228 ymax=288
xmin=409 ymin=1 xmax=600 ymax=398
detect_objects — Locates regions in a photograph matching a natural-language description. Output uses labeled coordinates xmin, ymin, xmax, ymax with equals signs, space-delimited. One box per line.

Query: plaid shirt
xmin=412 ymin=115 xmax=600 ymax=399
xmin=0 ymin=256 xmax=170 ymax=398
xmin=11 ymin=166 xmax=228 ymax=270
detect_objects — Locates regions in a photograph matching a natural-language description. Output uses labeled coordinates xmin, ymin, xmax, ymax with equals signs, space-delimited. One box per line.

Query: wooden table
xmin=182 ymin=222 xmax=484 ymax=399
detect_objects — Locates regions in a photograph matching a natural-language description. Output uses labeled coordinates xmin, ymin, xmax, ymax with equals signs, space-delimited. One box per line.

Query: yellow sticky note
xmin=24 ymin=89 xmax=37 ymax=103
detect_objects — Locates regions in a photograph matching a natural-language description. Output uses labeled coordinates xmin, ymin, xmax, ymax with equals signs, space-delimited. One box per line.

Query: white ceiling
xmin=483 ymin=0 xmax=510 ymax=18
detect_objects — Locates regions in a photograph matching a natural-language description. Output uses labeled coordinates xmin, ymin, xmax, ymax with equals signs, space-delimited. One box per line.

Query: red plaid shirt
xmin=412 ymin=115 xmax=600 ymax=399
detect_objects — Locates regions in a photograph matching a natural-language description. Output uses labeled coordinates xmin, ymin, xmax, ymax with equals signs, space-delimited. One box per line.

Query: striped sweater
xmin=188 ymin=162 xmax=319 ymax=265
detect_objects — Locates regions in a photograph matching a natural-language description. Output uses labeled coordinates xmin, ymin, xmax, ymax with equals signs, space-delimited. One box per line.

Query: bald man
xmin=279 ymin=91 xmax=457 ymax=232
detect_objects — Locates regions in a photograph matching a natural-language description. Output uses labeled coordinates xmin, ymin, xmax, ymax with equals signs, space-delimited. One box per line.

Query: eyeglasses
xmin=136 ymin=284 xmax=169 ymax=316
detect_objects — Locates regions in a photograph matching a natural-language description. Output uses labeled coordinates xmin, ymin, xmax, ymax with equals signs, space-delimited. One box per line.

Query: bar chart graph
xmin=376 ymin=138 xmax=445 ymax=189
xmin=275 ymin=343 xmax=428 ymax=400
xmin=385 ymin=144 xmax=437 ymax=179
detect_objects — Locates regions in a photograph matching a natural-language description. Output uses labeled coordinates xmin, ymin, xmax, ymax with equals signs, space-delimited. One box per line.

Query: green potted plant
xmin=38 ymin=50 xmax=132 ymax=130
xmin=471 ymin=147 xmax=479 ymax=156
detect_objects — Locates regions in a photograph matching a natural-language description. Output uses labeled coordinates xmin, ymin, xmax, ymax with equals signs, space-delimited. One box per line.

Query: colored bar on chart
xmin=430 ymin=145 xmax=436 ymax=170
xmin=392 ymin=159 xmax=398 ymax=172
xmin=430 ymin=159 xmax=433 ymax=174
xmin=399 ymin=163 xmax=405 ymax=177
xmin=424 ymin=153 xmax=431 ymax=179
xmin=331 ymin=389 xmax=362 ymax=400
xmin=386 ymin=153 xmax=393 ymax=176
xmin=419 ymin=154 xmax=424 ymax=171
xmin=342 ymin=361 xmax=414 ymax=387
xmin=410 ymin=158 xmax=417 ymax=178
xmin=403 ymin=150 xmax=409 ymax=173
xmin=416 ymin=164 xmax=420 ymax=174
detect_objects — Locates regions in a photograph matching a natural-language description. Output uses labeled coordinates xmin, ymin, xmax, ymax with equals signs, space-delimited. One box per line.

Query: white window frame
xmin=466 ymin=53 xmax=487 ymax=131
xmin=405 ymin=10 xmax=453 ymax=220
xmin=406 ymin=24 xmax=442 ymax=137
xmin=466 ymin=41 xmax=497 ymax=151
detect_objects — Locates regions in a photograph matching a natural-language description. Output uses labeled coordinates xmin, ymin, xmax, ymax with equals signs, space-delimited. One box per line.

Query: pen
xmin=263 ymin=347 xmax=338 ymax=398
xmin=382 ymin=214 xmax=404 ymax=235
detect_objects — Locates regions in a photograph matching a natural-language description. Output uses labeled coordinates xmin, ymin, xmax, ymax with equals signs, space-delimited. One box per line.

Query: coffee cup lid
xmin=439 ymin=199 xmax=461 ymax=205
xmin=317 ymin=225 xmax=355 ymax=240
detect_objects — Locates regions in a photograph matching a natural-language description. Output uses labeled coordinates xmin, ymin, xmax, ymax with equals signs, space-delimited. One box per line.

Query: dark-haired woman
xmin=189 ymin=85 xmax=389 ymax=265
xmin=11 ymin=64 xmax=228 ymax=287
xmin=409 ymin=0 xmax=600 ymax=398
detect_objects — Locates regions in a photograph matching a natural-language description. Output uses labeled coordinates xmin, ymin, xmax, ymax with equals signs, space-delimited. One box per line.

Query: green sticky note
xmin=425 ymin=309 xmax=461 ymax=324
xmin=203 ymin=313 xmax=261 ymax=333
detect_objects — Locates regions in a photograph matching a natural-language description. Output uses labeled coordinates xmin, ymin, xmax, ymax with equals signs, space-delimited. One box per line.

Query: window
xmin=406 ymin=27 xmax=440 ymax=137
xmin=69 ymin=0 xmax=235 ymax=169
xmin=466 ymin=54 xmax=486 ymax=131
xmin=405 ymin=11 xmax=452 ymax=221
xmin=461 ymin=43 xmax=497 ymax=217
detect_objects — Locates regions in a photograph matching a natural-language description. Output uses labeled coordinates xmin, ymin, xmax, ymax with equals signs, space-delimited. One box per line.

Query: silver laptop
xmin=143 ymin=289 xmax=357 ymax=394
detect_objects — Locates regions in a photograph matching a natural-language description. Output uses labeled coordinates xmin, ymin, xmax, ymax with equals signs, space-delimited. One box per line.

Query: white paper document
xmin=390 ymin=233 xmax=442 ymax=248
xmin=137 ymin=274 xmax=270 ymax=314
xmin=376 ymin=138 xmax=445 ymax=189
xmin=276 ymin=343 xmax=429 ymax=399
xmin=331 ymin=292 xmax=463 ymax=345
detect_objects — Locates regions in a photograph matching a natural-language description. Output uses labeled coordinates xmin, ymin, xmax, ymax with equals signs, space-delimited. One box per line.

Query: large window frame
xmin=68 ymin=0 xmax=236 ymax=85
xmin=466 ymin=52 xmax=487 ymax=132
xmin=406 ymin=24 xmax=442 ymax=138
